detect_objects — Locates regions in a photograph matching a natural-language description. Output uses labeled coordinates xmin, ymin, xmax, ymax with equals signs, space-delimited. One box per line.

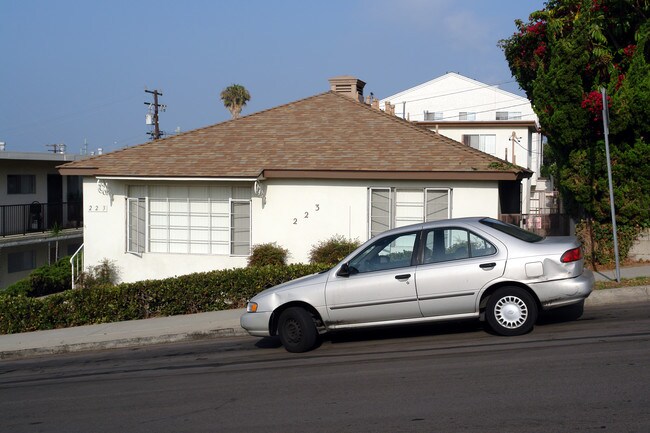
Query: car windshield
xmin=479 ymin=217 xmax=544 ymax=243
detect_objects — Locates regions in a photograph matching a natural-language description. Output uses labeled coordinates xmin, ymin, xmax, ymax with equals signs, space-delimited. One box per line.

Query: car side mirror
xmin=337 ymin=263 xmax=350 ymax=277
xmin=337 ymin=263 xmax=358 ymax=277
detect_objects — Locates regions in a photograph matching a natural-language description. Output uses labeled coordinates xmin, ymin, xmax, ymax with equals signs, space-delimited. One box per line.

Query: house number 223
xmin=293 ymin=204 xmax=319 ymax=224
xmin=88 ymin=205 xmax=107 ymax=212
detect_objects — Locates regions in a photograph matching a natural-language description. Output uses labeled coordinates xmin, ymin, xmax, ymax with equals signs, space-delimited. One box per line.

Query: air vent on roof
xmin=328 ymin=76 xmax=366 ymax=103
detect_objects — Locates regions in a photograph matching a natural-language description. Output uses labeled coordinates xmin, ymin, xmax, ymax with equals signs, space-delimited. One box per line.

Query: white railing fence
xmin=70 ymin=243 xmax=84 ymax=289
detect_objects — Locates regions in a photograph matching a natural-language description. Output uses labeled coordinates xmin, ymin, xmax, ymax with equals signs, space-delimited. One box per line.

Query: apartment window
xmin=423 ymin=111 xmax=443 ymax=121
xmin=369 ymin=188 xmax=450 ymax=238
xmin=459 ymin=112 xmax=476 ymax=121
xmin=496 ymin=111 xmax=522 ymax=120
xmin=7 ymin=175 xmax=36 ymax=194
xmin=127 ymin=185 xmax=252 ymax=256
xmin=463 ymin=134 xmax=497 ymax=155
xmin=8 ymin=250 xmax=36 ymax=273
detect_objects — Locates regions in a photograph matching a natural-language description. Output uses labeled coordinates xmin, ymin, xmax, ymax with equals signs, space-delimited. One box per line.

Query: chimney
xmin=328 ymin=76 xmax=366 ymax=103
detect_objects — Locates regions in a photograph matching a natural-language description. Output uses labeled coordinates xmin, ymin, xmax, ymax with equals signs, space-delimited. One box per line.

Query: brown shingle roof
xmin=59 ymin=91 xmax=532 ymax=181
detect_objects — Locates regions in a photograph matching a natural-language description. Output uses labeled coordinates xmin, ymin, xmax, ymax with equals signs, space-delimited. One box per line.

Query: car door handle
xmin=395 ymin=273 xmax=411 ymax=281
xmin=480 ymin=262 xmax=496 ymax=269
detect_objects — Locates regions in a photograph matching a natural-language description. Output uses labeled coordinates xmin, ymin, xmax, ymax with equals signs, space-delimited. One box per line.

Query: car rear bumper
xmin=531 ymin=269 xmax=595 ymax=309
xmin=240 ymin=311 xmax=273 ymax=337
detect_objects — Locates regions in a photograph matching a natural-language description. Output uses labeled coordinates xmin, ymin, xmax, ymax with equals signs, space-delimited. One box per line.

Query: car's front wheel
xmin=486 ymin=287 xmax=538 ymax=336
xmin=277 ymin=307 xmax=319 ymax=353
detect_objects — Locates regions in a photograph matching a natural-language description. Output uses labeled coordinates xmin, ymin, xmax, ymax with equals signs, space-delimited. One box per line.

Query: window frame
xmin=349 ymin=230 xmax=420 ymax=274
xmin=496 ymin=111 xmax=522 ymax=121
xmin=230 ymin=199 xmax=251 ymax=256
xmin=462 ymin=134 xmax=497 ymax=155
xmin=423 ymin=111 xmax=443 ymax=121
xmin=368 ymin=187 xmax=451 ymax=238
xmin=420 ymin=227 xmax=497 ymax=265
xmin=126 ymin=184 xmax=253 ymax=256
xmin=7 ymin=174 xmax=36 ymax=195
xmin=7 ymin=250 xmax=36 ymax=273
xmin=126 ymin=197 xmax=146 ymax=256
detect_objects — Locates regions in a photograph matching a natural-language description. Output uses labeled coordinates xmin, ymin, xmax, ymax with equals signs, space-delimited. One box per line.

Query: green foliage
xmin=500 ymin=0 xmax=650 ymax=258
xmin=576 ymin=219 xmax=641 ymax=266
xmin=28 ymin=256 xmax=72 ymax=297
xmin=2 ymin=256 xmax=72 ymax=297
xmin=220 ymin=83 xmax=251 ymax=119
xmin=247 ymin=243 xmax=289 ymax=267
xmin=79 ymin=258 xmax=120 ymax=289
xmin=0 ymin=263 xmax=330 ymax=334
xmin=309 ymin=235 xmax=361 ymax=265
xmin=3 ymin=279 xmax=32 ymax=297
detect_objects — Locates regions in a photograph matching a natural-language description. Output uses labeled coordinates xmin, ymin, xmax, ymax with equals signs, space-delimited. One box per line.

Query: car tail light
xmin=560 ymin=247 xmax=582 ymax=263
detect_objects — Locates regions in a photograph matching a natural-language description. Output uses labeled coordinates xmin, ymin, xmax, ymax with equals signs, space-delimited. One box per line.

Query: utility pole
xmin=144 ymin=89 xmax=166 ymax=140
xmin=510 ymin=131 xmax=518 ymax=165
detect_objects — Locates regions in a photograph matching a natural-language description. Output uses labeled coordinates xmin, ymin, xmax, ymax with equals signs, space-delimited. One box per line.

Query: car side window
xmin=469 ymin=232 xmax=497 ymax=257
xmin=423 ymin=228 xmax=495 ymax=264
xmin=349 ymin=232 xmax=417 ymax=273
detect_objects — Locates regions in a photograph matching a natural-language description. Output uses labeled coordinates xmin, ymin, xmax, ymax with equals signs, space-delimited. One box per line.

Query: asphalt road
xmin=1 ymin=303 xmax=649 ymax=433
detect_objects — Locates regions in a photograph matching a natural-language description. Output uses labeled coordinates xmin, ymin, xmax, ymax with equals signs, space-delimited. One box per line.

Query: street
xmin=1 ymin=303 xmax=649 ymax=432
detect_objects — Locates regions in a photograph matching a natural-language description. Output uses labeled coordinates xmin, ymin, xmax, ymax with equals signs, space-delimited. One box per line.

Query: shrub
xmin=79 ymin=258 xmax=120 ymax=289
xmin=309 ymin=235 xmax=361 ymax=265
xmin=1 ymin=256 xmax=72 ymax=297
xmin=247 ymin=243 xmax=289 ymax=267
xmin=576 ymin=219 xmax=641 ymax=266
xmin=3 ymin=279 xmax=32 ymax=297
xmin=0 ymin=263 xmax=330 ymax=334
xmin=28 ymin=256 xmax=73 ymax=297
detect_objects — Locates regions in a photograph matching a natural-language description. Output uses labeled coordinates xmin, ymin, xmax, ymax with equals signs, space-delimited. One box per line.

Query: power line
xmin=382 ymin=78 xmax=520 ymax=106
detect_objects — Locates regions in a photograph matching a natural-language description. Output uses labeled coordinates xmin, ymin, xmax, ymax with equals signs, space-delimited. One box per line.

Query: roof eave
xmin=262 ymin=169 xmax=528 ymax=181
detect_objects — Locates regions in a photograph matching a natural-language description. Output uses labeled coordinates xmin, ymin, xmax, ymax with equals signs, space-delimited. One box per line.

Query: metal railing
xmin=70 ymin=243 xmax=84 ymax=289
xmin=0 ymin=201 xmax=82 ymax=237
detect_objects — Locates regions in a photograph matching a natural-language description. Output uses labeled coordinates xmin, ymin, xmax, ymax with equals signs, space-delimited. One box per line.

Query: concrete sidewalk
xmin=1 ymin=265 xmax=649 ymax=360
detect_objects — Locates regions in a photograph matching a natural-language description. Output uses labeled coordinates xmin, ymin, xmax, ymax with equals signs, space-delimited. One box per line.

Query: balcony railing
xmin=0 ymin=201 xmax=83 ymax=237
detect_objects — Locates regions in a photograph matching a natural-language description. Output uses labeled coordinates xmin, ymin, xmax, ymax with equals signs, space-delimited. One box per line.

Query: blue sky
xmin=1 ymin=0 xmax=545 ymax=154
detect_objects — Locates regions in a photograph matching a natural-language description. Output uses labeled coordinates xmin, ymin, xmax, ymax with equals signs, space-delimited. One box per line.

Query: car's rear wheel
xmin=278 ymin=307 xmax=318 ymax=353
xmin=486 ymin=287 xmax=538 ymax=336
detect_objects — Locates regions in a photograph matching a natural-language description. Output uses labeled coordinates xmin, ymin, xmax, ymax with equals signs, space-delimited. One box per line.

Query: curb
xmin=0 ymin=327 xmax=250 ymax=360
xmin=2 ymin=286 xmax=649 ymax=360
xmin=586 ymin=286 xmax=650 ymax=306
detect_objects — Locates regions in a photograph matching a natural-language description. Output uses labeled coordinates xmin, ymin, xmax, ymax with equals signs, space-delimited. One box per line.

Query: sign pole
xmin=601 ymin=88 xmax=621 ymax=282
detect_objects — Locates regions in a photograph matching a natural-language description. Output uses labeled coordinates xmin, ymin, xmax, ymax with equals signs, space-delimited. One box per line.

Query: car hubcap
xmin=494 ymin=295 xmax=528 ymax=329
xmin=285 ymin=319 xmax=302 ymax=343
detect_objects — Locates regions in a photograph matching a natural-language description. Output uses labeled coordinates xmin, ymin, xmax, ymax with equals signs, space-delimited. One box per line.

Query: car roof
xmin=375 ymin=217 xmax=488 ymax=237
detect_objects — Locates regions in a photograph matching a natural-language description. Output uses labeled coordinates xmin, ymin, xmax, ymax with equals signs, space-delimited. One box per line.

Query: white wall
xmin=381 ymin=73 xmax=538 ymax=124
xmin=380 ymin=73 xmax=543 ymax=214
xmin=433 ymin=126 xmax=536 ymax=213
xmin=82 ymin=177 xmax=500 ymax=283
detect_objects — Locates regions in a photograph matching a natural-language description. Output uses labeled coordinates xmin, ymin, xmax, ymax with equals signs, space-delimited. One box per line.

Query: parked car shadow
xmin=324 ymin=319 xmax=483 ymax=346
xmin=253 ymin=320 xmax=483 ymax=350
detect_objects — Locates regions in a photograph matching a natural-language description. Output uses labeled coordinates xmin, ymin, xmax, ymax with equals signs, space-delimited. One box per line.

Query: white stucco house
xmin=59 ymin=76 xmax=532 ymax=284
xmin=380 ymin=73 xmax=547 ymax=216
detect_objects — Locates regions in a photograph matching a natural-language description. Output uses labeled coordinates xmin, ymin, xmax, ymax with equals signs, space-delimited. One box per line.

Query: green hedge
xmin=0 ymin=263 xmax=330 ymax=334
xmin=3 ymin=256 xmax=72 ymax=297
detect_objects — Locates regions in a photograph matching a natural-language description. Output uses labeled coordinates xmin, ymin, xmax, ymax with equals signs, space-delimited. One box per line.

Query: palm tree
xmin=220 ymin=84 xmax=251 ymax=119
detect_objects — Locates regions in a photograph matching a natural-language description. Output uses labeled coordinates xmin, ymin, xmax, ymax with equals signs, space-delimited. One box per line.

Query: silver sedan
xmin=241 ymin=217 xmax=594 ymax=352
